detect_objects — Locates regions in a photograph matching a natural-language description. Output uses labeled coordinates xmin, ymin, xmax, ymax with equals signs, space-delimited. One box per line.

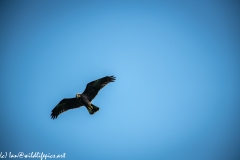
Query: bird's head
xmin=76 ymin=93 xmax=81 ymax=98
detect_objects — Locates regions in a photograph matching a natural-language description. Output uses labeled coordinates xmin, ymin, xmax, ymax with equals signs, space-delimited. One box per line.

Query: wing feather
xmin=82 ymin=76 xmax=116 ymax=101
xmin=51 ymin=98 xmax=83 ymax=119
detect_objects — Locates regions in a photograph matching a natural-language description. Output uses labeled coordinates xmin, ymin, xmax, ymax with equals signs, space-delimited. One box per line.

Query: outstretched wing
xmin=51 ymin=98 xmax=83 ymax=119
xmin=82 ymin=76 xmax=116 ymax=101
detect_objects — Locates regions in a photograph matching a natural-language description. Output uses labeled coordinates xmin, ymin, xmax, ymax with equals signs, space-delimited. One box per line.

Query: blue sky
xmin=0 ymin=0 xmax=240 ymax=160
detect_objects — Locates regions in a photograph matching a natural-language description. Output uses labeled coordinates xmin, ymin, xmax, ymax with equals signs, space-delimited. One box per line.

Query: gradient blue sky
xmin=1 ymin=0 xmax=240 ymax=160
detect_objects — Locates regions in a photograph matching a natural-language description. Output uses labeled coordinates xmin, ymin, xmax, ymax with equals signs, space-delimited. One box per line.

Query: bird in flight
xmin=51 ymin=76 xmax=116 ymax=119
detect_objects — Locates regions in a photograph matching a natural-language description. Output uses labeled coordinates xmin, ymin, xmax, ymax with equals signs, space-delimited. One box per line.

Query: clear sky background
xmin=0 ymin=0 xmax=240 ymax=160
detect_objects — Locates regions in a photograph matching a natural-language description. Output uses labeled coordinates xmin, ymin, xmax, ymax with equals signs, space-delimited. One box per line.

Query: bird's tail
xmin=87 ymin=104 xmax=99 ymax=115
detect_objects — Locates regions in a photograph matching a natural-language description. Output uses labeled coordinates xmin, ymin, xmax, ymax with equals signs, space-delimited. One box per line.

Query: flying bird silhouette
xmin=51 ymin=76 xmax=116 ymax=119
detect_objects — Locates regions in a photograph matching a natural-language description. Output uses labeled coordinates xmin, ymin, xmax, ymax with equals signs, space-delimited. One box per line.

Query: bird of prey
xmin=51 ymin=76 xmax=116 ymax=119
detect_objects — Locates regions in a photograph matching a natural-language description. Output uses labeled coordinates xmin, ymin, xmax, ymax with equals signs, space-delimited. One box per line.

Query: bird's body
xmin=51 ymin=76 xmax=116 ymax=119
